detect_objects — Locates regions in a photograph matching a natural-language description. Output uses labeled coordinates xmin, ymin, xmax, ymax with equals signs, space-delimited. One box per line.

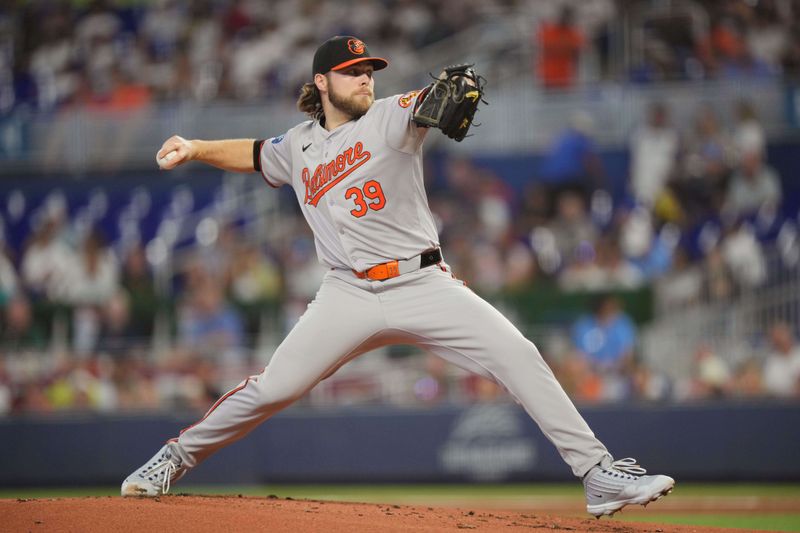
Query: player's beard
xmin=328 ymin=85 xmax=373 ymax=119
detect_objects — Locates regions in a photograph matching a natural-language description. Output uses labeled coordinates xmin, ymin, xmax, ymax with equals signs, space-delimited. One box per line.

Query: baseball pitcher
xmin=122 ymin=36 xmax=674 ymax=518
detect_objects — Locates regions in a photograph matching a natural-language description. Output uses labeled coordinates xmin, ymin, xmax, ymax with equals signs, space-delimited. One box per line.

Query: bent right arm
xmin=156 ymin=136 xmax=258 ymax=173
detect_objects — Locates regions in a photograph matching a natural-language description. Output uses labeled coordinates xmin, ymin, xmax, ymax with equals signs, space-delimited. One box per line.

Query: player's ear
xmin=314 ymin=73 xmax=328 ymax=93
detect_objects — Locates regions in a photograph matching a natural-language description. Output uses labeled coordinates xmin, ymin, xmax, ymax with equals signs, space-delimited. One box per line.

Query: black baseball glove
xmin=413 ymin=64 xmax=486 ymax=142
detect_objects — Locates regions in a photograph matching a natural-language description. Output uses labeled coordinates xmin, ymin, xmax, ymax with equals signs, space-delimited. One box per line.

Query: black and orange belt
xmin=353 ymin=248 xmax=442 ymax=281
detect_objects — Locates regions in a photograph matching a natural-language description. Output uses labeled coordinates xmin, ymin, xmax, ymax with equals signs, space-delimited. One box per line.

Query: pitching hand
xmin=156 ymin=135 xmax=194 ymax=170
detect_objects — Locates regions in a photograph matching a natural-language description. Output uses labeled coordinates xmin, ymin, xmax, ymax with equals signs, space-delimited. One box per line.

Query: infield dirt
xmin=1 ymin=495 xmax=768 ymax=532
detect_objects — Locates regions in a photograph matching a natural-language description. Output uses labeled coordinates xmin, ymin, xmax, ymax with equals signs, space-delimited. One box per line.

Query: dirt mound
xmin=2 ymin=494 xmax=754 ymax=532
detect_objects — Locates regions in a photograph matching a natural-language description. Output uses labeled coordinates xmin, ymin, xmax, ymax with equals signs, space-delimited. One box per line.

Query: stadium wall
xmin=1 ymin=402 xmax=798 ymax=486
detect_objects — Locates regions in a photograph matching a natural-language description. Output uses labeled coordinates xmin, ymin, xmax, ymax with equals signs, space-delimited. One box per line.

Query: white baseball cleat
xmin=583 ymin=457 xmax=675 ymax=518
xmin=121 ymin=443 xmax=186 ymax=497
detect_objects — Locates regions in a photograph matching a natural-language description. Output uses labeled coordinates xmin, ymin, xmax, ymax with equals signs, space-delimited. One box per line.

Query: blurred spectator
xmin=60 ymin=228 xmax=120 ymax=355
xmin=185 ymin=2 xmax=225 ymax=101
xmin=61 ymin=228 xmax=120 ymax=306
xmin=139 ymin=0 xmax=188 ymax=67
xmin=0 ymin=294 xmax=46 ymax=353
xmin=229 ymin=242 xmax=282 ymax=305
xmin=618 ymin=207 xmax=674 ymax=281
xmin=594 ymin=235 xmax=645 ymax=289
xmin=535 ymin=6 xmax=584 ymax=89
xmin=547 ymin=191 xmax=597 ymax=264
xmin=155 ymin=353 xmax=220 ymax=410
xmin=762 ymin=321 xmax=800 ymax=398
xmin=178 ymin=277 xmax=244 ymax=363
xmin=656 ymin=247 xmax=703 ymax=309
xmin=20 ymin=218 xmax=73 ymax=300
xmin=228 ymin=20 xmax=286 ymax=100
xmin=194 ymin=220 xmax=238 ymax=285
xmin=503 ymin=241 xmax=537 ymax=291
xmin=722 ymin=150 xmax=782 ymax=219
xmin=283 ymin=234 xmax=328 ymax=328
xmin=674 ymin=105 xmax=735 ymax=223
xmin=571 ymin=294 xmax=636 ymax=371
xmin=28 ymin=6 xmax=80 ymax=110
xmin=0 ymin=248 xmax=18 ymax=306
xmin=632 ymin=8 xmax=700 ymax=82
xmin=703 ymin=244 xmax=736 ymax=301
xmin=229 ymin=241 xmax=283 ymax=335
xmin=746 ymin=0 xmax=789 ymax=69
xmin=120 ymin=243 xmax=158 ymax=338
xmin=42 ymin=357 xmax=118 ymax=412
xmin=112 ymin=356 xmax=160 ymax=410
xmin=441 ymin=157 xmax=482 ymax=207
xmin=557 ymin=350 xmax=603 ymax=403
xmin=558 ymin=241 xmax=604 ymax=292
xmin=475 ymin=170 xmax=514 ymax=244
xmin=706 ymin=15 xmax=747 ymax=75
xmin=629 ymin=102 xmax=679 ymax=208
xmin=75 ymin=1 xmax=122 ymax=49
xmin=468 ymin=241 xmax=506 ymax=295
xmin=732 ymin=358 xmax=765 ymax=398
xmin=720 ymin=220 xmax=767 ymax=290
xmin=781 ymin=19 xmax=800 ymax=79
xmin=709 ymin=8 xmax=776 ymax=81
xmin=538 ymin=112 xmax=604 ymax=211
xmin=82 ymin=67 xmax=152 ymax=112
xmin=95 ymin=291 xmax=142 ymax=358
xmin=15 ymin=381 xmax=53 ymax=413
xmin=517 ymin=184 xmax=550 ymax=236
xmin=731 ymin=99 xmax=766 ymax=160
xmin=629 ymin=360 xmax=671 ymax=402
xmin=720 ymin=44 xmax=776 ymax=80
xmin=691 ymin=344 xmax=732 ymax=398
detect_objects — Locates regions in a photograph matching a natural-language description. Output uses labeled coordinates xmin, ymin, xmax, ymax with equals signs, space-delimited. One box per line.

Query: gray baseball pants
xmin=173 ymin=266 xmax=611 ymax=477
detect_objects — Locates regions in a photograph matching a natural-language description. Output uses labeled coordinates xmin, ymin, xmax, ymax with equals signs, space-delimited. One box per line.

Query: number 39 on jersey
xmin=345 ymin=179 xmax=386 ymax=218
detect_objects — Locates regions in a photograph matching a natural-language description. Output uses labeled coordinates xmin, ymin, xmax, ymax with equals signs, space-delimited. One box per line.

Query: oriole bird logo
xmin=348 ymin=39 xmax=365 ymax=55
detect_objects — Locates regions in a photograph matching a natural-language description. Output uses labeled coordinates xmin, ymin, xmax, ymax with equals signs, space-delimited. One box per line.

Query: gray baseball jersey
xmin=164 ymin=90 xmax=611 ymax=483
xmin=259 ymin=91 xmax=438 ymax=273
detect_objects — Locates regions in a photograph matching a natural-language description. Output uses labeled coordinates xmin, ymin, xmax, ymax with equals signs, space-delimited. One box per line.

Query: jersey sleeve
xmin=373 ymin=91 xmax=429 ymax=154
xmin=259 ymin=128 xmax=295 ymax=188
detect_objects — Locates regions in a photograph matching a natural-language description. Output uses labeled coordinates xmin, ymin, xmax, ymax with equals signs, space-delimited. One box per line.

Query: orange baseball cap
xmin=312 ymin=35 xmax=388 ymax=76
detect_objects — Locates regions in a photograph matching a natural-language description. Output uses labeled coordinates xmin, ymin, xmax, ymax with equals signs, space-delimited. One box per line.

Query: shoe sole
xmin=587 ymin=481 xmax=675 ymax=518
xmin=121 ymin=483 xmax=160 ymax=497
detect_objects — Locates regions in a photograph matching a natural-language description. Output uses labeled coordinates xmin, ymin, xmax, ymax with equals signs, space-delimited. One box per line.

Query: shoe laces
xmin=142 ymin=452 xmax=181 ymax=494
xmin=606 ymin=457 xmax=647 ymax=479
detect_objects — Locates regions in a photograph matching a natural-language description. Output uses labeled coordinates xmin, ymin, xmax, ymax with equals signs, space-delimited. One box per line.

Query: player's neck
xmin=320 ymin=101 xmax=354 ymax=131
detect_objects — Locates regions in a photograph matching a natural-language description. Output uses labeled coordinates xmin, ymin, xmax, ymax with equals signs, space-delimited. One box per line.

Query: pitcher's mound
xmin=1 ymin=494 xmax=741 ymax=532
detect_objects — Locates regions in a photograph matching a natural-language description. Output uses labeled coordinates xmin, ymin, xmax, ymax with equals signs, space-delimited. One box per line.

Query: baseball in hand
xmin=157 ymin=150 xmax=178 ymax=168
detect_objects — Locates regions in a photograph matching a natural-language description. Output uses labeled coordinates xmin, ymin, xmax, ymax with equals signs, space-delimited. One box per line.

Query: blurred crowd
xmin=1 ymin=85 xmax=799 ymax=414
xmin=2 ymin=0 xmax=800 ymax=415
xmin=435 ymin=96 xmax=782 ymax=298
xmin=0 ymin=0 xmax=492 ymax=112
xmin=4 ymin=0 xmax=800 ymax=113
xmin=418 ymin=91 xmax=798 ymax=404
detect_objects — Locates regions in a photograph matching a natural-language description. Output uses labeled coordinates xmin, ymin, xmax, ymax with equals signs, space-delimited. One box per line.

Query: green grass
xmin=2 ymin=483 xmax=799 ymax=531
xmin=616 ymin=513 xmax=800 ymax=532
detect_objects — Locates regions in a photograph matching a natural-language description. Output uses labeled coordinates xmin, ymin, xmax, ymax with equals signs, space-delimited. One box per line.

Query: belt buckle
xmin=366 ymin=260 xmax=400 ymax=281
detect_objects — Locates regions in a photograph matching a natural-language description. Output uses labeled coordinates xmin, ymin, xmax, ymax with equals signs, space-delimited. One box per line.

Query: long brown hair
xmin=297 ymin=81 xmax=323 ymax=121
